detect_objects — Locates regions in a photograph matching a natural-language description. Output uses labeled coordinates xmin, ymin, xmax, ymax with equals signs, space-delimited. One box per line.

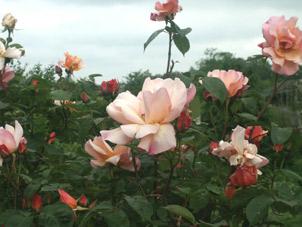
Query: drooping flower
xmin=100 ymin=79 xmax=119 ymax=95
xmin=211 ymin=126 xmax=269 ymax=171
xmin=58 ymin=189 xmax=77 ymax=210
xmin=2 ymin=13 xmax=17 ymax=30
xmin=0 ymin=120 xmax=26 ymax=166
xmin=245 ymin=126 xmax=268 ymax=146
xmin=0 ymin=41 xmax=22 ymax=70
xmin=61 ymin=52 xmax=83 ymax=73
xmin=229 ymin=165 xmax=258 ymax=187
xmin=101 ymin=77 xmax=192 ymax=155
xmin=85 ymin=136 xmax=140 ymax=171
xmin=32 ymin=194 xmax=43 ymax=212
xmin=259 ymin=16 xmax=302 ymax=76
xmin=205 ymin=70 xmax=249 ymax=97
xmin=0 ymin=66 xmax=15 ymax=89
xmin=150 ymin=0 xmax=182 ymax=21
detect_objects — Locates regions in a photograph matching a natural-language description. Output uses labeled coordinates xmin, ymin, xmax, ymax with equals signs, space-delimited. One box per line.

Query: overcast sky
xmin=0 ymin=0 xmax=301 ymax=81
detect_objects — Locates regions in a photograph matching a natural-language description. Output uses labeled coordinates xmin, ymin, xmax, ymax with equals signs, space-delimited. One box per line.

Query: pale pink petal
xmin=231 ymin=126 xmax=245 ymax=154
xmin=4 ymin=47 xmax=22 ymax=59
xmin=0 ymin=128 xmax=16 ymax=152
xmin=136 ymin=124 xmax=160 ymax=139
xmin=120 ymin=124 xmax=140 ymax=138
xmin=12 ymin=120 xmax=23 ymax=146
xmin=90 ymin=159 xmax=106 ymax=168
xmin=186 ymin=84 xmax=196 ymax=106
xmin=101 ymin=128 xmax=132 ymax=145
xmin=106 ymin=155 xmax=120 ymax=165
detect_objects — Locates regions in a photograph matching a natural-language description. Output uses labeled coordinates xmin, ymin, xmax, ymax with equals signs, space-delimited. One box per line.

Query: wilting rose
xmin=229 ymin=165 xmax=258 ymax=187
xmin=177 ymin=110 xmax=192 ymax=132
xmin=259 ymin=16 xmax=302 ymax=76
xmin=0 ymin=41 xmax=22 ymax=70
xmin=273 ymin=144 xmax=284 ymax=153
xmin=85 ymin=136 xmax=140 ymax=171
xmin=58 ymin=189 xmax=77 ymax=209
xmin=48 ymin=132 xmax=56 ymax=144
xmin=0 ymin=121 xmax=25 ymax=166
xmin=2 ymin=13 xmax=17 ymax=30
xmin=61 ymin=52 xmax=83 ymax=73
xmin=211 ymin=125 xmax=269 ymax=169
xmin=245 ymin=126 xmax=268 ymax=145
xmin=100 ymin=79 xmax=119 ymax=95
xmin=101 ymin=77 xmax=192 ymax=155
xmin=0 ymin=66 xmax=15 ymax=89
xmin=32 ymin=194 xmax=43 ymax=212
xmin=205 ymin=70 xmax=249 ymax=97
xmin=151 ymin=0 xmax=182 ymax=21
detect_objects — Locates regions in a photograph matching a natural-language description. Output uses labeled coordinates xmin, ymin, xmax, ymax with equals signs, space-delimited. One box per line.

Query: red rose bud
xmin=224 ymin=183 xmax=236 ymax=199
xmin=48 ymin=132 xmax=56 ymax=144
xmin=209 ymin=141 xmax=219 ymax=151
xmin=79 ymin=194 xmax=88 ymax=206
xmin=31 ymin=79 xmax=39 ymax=88
xmin=229 ymin=165 xmax=257 ymax=187
xmin=18 ymin=138 xmax=27 ymax=154
xmin=245 ymin=126 xmax=268 ymax=145
xmin=273 ymin=144 xmax=284 ymax=153
xmin=80 ymin=91 xmax=89 ymax=103
xmin=177 ymin=110 xmax=192 ymax=131
xmin=32 ymin=194 xmax=43 ymax=212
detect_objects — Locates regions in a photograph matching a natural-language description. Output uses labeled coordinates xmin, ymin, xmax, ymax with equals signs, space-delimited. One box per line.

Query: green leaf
xmin=103 ymin=209 xmax=130 ymax=227
xmin=179 ymin=27 xmax=192 ymax=36
xmin=50 ymin=90 xmax=72 ymax=100
xmin=9 ymin=43 xmax=24 ymax=49
xmin=173 ymin=34 xmax=190 ymax=56
xmin=278 ymin=169 xmax=302 ymax=182
xmin=0 ymin=101 xmax=9 ymax=110
xmin=237 ymin=113 xmax=257 ymax=121
xmin=144 ymin=29 xmax=165 ymax=51
xmin=246 ymin=195 xmax=273 ymax=225
xmin=271 ymin=126 xmax=293 ymax=144
xmin=125 ymin=195 xmax=153 ymax=222
xmin=202 ymin=77 xmax=228 ymax=103
xmin=39 ymin=203 xmax=74 ymax=227
xmin=164 ymin=204 xmax=196 ymax=224
xmin=0 ymin=211 xmax=33 ymax=227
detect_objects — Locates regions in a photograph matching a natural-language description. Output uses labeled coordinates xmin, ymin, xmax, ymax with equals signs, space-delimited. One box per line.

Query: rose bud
xmin=55 ymin=65 xmax=63 ymax=77
xmin=79 ymin=195 xmax=88 ymax=206
xmin=18 ymin=137 xmax=27 ymax=154
xmin=32 ymin=194 xmax=43 ymax=212
xmin=224 ymin=183 xmax=236 ymax=199
xmin=80 ymin=91 xmax=89 ymax=103
xmin=58 ymin=189 xmax=77 ymax=209
xmin=245 ymin=126 xmax=268 ymax=146
xmin=229 ymin=165 xmax=258 ymax=187
xmin=273 ymin=144 xmax=284 ymax=153
xmin=48 ymin=132 xmax=56 ymax=144
xmin=2 ymin=13 xmax=17 ymax=30
xmin=177 ymin=110 xmax=192 ymax=132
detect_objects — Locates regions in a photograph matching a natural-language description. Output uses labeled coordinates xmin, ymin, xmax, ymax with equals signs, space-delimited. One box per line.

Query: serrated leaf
xmin=164 ymin=204 xmax=196 ymax=224
xmin=144 ymin=29 xmax=165 ymax=51
xmin=125 ymin=195 xmax=153 ymax=222
xmin=271 ymin=126 xmax=293 ymax=144
xmin=173 ymin=34 xmax=190 ymax=56
xmin=202 ymin=77 xmax=228 ymax=103
xmin=246 ymin=195 xmax=273 ymax=225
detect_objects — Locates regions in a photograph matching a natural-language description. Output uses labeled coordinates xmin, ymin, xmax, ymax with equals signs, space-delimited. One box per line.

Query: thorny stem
xmin=165 ymin=29 xmax=173 ymax=76
xmin=130 ymin=149 xmax=146 ymax=196
xmin=222 ymin=98 xmax=230 ymax=139
xmin=257 ymin=74 xmax=279 ymax=120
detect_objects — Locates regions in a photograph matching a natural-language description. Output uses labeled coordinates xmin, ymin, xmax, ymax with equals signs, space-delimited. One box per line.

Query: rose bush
xmin=0 ymin=4 xmax=302 ymax=227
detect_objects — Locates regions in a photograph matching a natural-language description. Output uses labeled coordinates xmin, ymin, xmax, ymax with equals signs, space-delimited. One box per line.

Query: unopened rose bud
xmin=48 ymin=132 xmax=56 ymax=144
xmin=177 ymin=110 xmax=192 ymax=132
xmin=18 ymin=138 xmax=27 ymax=154
xmin=55 ymin=65 xmax=63 ymax=77
xmin=80 ymin=91 xmax=89 ymax=103
xmin=224 ymin=183 xmax=236 ymax=199
xmin=32 ymin=194 xmax=43 ymax=212
xmin=100 ymin=79 xmax=119 ymax=95
xmin=273 ymin=144 xmax=284 ymax=153
xmin=2 ymin=13 xmax=17 ymax=30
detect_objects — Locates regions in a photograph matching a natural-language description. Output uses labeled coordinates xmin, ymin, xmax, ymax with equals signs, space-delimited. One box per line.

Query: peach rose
xmin=101 ymin=77 xmax=190 ymax=155
xmin=206 ymin=70 xmax=249 ymax=97
xmin=259 ymin=16 xmax=302 ymax=76
xmin=0 ymin=120 xmax=26 ymax=166
xmin=85 ymin=136 xmax=140 ymax=172
xmin=61 ymin=52 xmax=83 ymax=73
xmin=151 ymin=0 xmax=182 ymax=21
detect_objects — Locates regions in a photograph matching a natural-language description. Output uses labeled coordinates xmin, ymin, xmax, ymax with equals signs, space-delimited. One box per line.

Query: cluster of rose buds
xmin=100 ymin=79 xmax=119 ymax=95
xmin=58 ymin=189 xmax=89 ymax=211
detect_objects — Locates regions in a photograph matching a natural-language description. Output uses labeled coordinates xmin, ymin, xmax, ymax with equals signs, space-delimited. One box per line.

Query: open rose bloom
xmin=259 ymin=16 xmax=302 ymax=76
xmin=85 ymin=136 xmax=140 ymax=171
xmin=211 ymin=126 xmax=269 ymax=173
xmin=101 ymin=77 xmax=195 ymax=155
xmin=0 ymin=41 xmax=22 ymax=70
xmin=0 ymin=120 xmax=26 ymax=166
xmin=151 ymin=0 xmax=182 ymax=21
xmin=205 ymin=70 xmax=249 ymax=97
xmin=61 ymin=52 xmax=83 ymax=73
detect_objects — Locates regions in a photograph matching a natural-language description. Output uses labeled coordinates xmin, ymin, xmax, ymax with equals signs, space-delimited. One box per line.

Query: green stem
xmin=222 ymin=98 xmax=230 ymax=138
xmin=165 ymin=29 xmax=173 ymax=76
xmin=130 ymin=149 xmax=146 ymax=196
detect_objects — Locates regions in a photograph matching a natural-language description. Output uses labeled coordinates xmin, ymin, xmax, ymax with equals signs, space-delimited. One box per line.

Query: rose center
xmin=279 ymin=39 xmax=294 ymax=50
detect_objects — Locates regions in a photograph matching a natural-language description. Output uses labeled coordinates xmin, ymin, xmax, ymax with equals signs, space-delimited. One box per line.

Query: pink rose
xmin=85 ymin=136 xmax=140 ymax=172
xmin=150 ymin=0 xmax=182 ymax=21
xmin=206 ymin=70 xmax=249 ymax=97
xmin=0 ymin=120 xmax=25 ymax=166
xmin=1 ymin=66 xmax=15 ymax=89
xmin=259 ymin=16 xmax=302 ymax=76
xmin=101 ymin=77 xmax=190 ymax=155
